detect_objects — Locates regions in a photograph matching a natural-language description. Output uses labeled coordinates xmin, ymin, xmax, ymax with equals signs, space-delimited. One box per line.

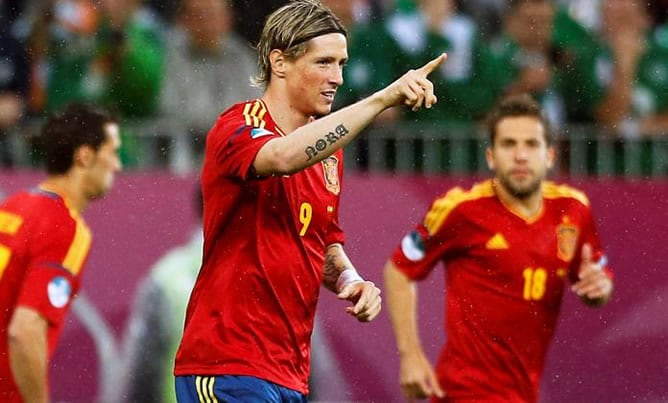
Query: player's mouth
xmin=510 ymin=168 xmax=532 ymax=179
xmin=321 ymin=90 xmax=336 ymax=103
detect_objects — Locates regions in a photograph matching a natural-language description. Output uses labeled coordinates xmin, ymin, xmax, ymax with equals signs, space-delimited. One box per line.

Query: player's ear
xmin=270 ymin=49 xmax=287 ymax=79
xmin=485 ymin=146 xmax=495 ymax=170
xmin=546 ymin=145 xmax=556 ymax=170
xmin=74 ymin=145 xmax=95 ymax=168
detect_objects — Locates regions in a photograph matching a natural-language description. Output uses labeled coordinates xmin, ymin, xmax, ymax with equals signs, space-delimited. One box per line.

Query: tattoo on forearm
xmin=305 ymin=124 xmax=349 ymax=161
xmin=323 ymin=253 xmax=340 ymax=288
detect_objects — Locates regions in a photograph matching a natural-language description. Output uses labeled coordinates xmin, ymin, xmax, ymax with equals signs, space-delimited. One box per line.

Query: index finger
xmin=417 ymin=53 xmax=447 ymax=76
xmin=353 ymin=283 xmax=379 ymax=313
xmin=581 ymin=243 xmax=593 ymax=264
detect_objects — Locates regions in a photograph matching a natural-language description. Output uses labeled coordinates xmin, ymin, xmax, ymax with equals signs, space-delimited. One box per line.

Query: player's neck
xmin=493 ymin=179 xmax=543 ymax=219
xmin=40 ymin=175 xmax=88 ymax=213
xmin=261 ymin=88 xmax=312 ymax=134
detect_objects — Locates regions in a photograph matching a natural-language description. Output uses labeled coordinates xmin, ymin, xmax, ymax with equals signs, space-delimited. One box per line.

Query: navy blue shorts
xmin=175 ymin=375 xmax=308 ymax=403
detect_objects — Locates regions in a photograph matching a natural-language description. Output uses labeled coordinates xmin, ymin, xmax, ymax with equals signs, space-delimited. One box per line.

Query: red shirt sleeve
xmin=208 ymin=101 xmax=281 ymax=181
xmin=16 ymin=207 xmax=88 ymax=325
xmin=391 ymin=204 xmax=468 ymax=281
xmin=17 ymin=266 xmax=78 ymax=325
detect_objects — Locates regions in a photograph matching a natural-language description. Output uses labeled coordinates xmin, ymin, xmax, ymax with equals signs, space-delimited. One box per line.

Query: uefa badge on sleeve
xmin=48 ymin=276 xmax=72 ymax=308
xmin=401 ymin=231 xmax=426 ymax=262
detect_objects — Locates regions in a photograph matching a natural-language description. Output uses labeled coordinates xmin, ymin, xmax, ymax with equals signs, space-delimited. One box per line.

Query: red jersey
xmin=391 ymin=179 xmax=607 ymax=403
xmin=174 ymin=99 xmax=345 ymax=394
xmin=0 ymin=189 xmax=92 ymax=402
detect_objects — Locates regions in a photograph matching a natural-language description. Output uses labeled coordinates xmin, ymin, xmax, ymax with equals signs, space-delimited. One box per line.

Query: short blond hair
xmin=253 ymin=0 xmax=346 ymax=88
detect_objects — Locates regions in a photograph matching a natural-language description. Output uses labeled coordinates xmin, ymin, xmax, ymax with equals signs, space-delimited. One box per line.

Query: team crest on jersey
xmin=556 ymin=220 xmax=579 ymax=262
xmin=321 ymin=156 xmax=340 ymax=195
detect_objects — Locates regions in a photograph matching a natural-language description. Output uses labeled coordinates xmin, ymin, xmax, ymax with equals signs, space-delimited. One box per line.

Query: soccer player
xmin=0 ymin=103 xmax=121 ymax=403
xmin=384 ymin=93 xmax=614 ymax=402
xmin=173 ymin=0 xmax=446 ymax=401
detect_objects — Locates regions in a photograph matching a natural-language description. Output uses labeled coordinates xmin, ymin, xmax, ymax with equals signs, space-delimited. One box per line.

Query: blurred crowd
xmin=1 ymin=0 xmax=667 ymax=171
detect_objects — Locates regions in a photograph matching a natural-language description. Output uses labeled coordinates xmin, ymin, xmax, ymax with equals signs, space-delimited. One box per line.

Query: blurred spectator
xmin=23 ymin=0 xmax=165 ymax=166
xmin=488 ymin=0 xmax=595 ymax=127
xmin=145 ymin=0 xmax=182 ymax=23
xmin=28 ymin=0 xmax=165 ymax=117
xmin=120 ymin=183 xmax=203 ymax=403
xmin=584 ymin=0 xmax=668 ymax=137
xmin=492 ymin=0 xmax=556 ymax=101
xmin=326 ymin=0 xmax=389 ymax=112
xmin=159 ymin=0 xmax=260 ymax=171
xmin=457 ymin=0 xmax=506 ymax=40
xmin=413 ymin=0 xmax=499 ymax=123
xmin=558 ymin=0 xmax=601 ymax=32
xmin=563 ymin=0 xmax=668 ymax=30
xmin=98 ymin=0 xmax=165 ymax=116
xmin=322 ymin=0 xmax=383 ymax=25
xmin=339 ymin=0 xmax=498 ymax=124
xmin=0 ymin=19 xmax=29 ymax=168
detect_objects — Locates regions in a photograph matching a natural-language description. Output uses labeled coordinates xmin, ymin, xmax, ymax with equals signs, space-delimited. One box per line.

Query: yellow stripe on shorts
xmin=195 ymin=376 xmax=218 ymax=403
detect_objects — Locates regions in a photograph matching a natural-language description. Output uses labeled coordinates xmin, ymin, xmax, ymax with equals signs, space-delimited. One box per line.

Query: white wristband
xmin=336 ymin=269 xmax=364 ymax=292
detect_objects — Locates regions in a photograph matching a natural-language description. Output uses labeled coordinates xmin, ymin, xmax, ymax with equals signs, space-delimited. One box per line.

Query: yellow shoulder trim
xmin=542 ymin=181 xmax=590 ymax=207
xmin=424 ymin=180 xmax=495 ymax=235
xmin=0 ymin=211 xmax=23 ymax=235
xmin=0 ymin=244 xmax=11 ymax=279
xmin=62 ymin=216 xmax=92 ymax=275
xmin=242 ymin=100 xmax=268 ymax=129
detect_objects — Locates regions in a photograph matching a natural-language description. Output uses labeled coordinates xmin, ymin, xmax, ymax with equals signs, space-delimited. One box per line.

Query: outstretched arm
xmin=384 ymin=260 xmax=444 ymax=400
xmin=254 ymin=54 xmax=447 ymax=176
xmin=8 ymin=306 xmax=49 ymax=403
xmin=322 ymin=244 xmax=381 ymax=322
